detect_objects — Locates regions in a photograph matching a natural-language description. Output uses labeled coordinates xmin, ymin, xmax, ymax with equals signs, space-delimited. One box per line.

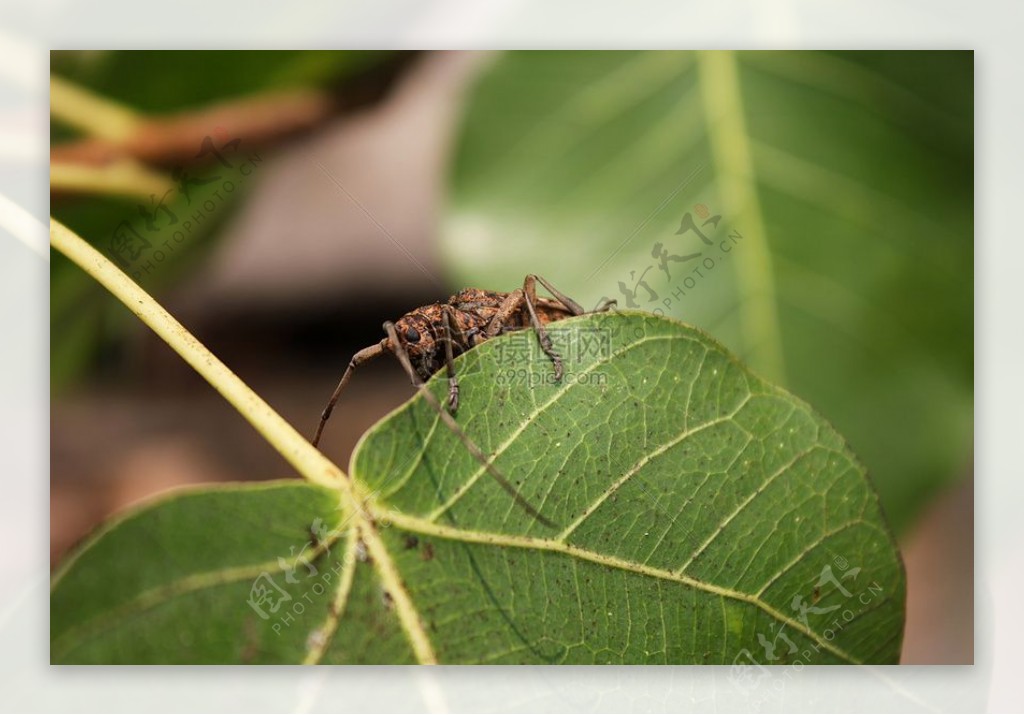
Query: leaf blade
xmin=51 ymin=315 xmax=904 ymax=664
xmin=51 ymin=481 xmax=357 ymax=664
xmin=352 ymin=312 xmax=905 ymax=663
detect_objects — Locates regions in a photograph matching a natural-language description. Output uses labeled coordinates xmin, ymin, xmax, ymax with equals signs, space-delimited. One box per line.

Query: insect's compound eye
xmin=405 ymin=326 xmax=421 ymax=343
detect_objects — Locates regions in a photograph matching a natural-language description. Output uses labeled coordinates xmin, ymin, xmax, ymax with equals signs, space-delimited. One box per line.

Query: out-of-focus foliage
xmin=50 ymin=50 xmax=391 ymax=391
xmin=441 ymin=51 xmax=973 ymax=533
xmin=51 ymin=50 xmax=386 ymax=117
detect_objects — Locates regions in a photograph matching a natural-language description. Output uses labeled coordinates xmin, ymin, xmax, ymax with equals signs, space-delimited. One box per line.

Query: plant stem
xmin=51 ymin=218 xmax=439 ymax=663
xmin=51 ymin=160 xmax=173 ymax=199
xmin=49 ymin=218 xmax=343 ymax=492
xmin=50 ymin=75 xmax=144 ymax=143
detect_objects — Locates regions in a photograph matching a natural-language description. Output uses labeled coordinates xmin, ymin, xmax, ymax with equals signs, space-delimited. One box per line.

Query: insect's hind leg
xmin=528 ymin=274 xmax=586 ymax=315
xmin=593 ymin=297 xmax=617 ymax=312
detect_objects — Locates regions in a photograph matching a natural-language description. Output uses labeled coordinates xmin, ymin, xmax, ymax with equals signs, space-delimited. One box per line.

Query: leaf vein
xmin=426 ymin=333 xmax=686 ymax=523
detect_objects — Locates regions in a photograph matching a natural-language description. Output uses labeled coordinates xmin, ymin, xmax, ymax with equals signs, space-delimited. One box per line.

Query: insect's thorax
xmin=397 ymin=288 xmax=575 ymax=381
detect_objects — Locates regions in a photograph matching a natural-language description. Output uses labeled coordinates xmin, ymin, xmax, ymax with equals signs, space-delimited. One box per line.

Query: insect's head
xmin=385 ymin=313 xmax=440 ymax=377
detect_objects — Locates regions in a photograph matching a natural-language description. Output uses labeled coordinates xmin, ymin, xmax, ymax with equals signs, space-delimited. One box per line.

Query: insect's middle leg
xmin=483 ymin=289 xmax=526 ymax=338
xmin=482 ymin=276 xmax=584 ymax=381
xmin=441 ymin=305 xmax=463 ymax=413
xmin=521 ymin=275 xmax=566 ymax=381
xmin=382 ymin=320 xmax=556 ymax=528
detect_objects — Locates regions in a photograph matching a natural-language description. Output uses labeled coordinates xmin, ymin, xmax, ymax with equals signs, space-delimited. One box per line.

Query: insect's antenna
xmin=312 ymin=340 xmax=388 ymax=448
xmin=383 ymin=321 xmax=556 ymax=529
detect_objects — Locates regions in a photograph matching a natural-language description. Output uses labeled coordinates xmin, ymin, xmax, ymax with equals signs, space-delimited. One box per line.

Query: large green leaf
xmin=441 ymin=50 xmax=973 ymax=533
xmin=51 ymin=313 xmax=904 ymax=664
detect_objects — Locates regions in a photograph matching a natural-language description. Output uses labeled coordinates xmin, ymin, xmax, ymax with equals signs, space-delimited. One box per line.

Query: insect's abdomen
xmin=533 ymin=299 xmax=575 ymax=326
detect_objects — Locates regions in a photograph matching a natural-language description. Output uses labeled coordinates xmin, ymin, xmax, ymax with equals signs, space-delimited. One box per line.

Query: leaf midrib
xmin=378 ymin=508 xmax=865 ymax=664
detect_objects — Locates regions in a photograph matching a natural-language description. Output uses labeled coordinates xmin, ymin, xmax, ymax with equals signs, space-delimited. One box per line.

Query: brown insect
xmin=312 ymin=274 xmax=615 ymax=528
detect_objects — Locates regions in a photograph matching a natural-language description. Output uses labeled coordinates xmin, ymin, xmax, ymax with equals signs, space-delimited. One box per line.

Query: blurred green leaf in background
xmin=441 ymin=50 xmax=973 ymax=533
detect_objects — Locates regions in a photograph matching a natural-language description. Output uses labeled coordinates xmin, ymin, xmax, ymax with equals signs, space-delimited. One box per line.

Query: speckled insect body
xmin=312 ymin=275 xmax=615 ymax=527
xmin=394 ymin=287 xmax=577 ymax=384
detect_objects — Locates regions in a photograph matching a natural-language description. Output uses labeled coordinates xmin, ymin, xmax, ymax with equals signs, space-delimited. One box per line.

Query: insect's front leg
xmin=312 ymin=340 xmax=387 ymax=447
